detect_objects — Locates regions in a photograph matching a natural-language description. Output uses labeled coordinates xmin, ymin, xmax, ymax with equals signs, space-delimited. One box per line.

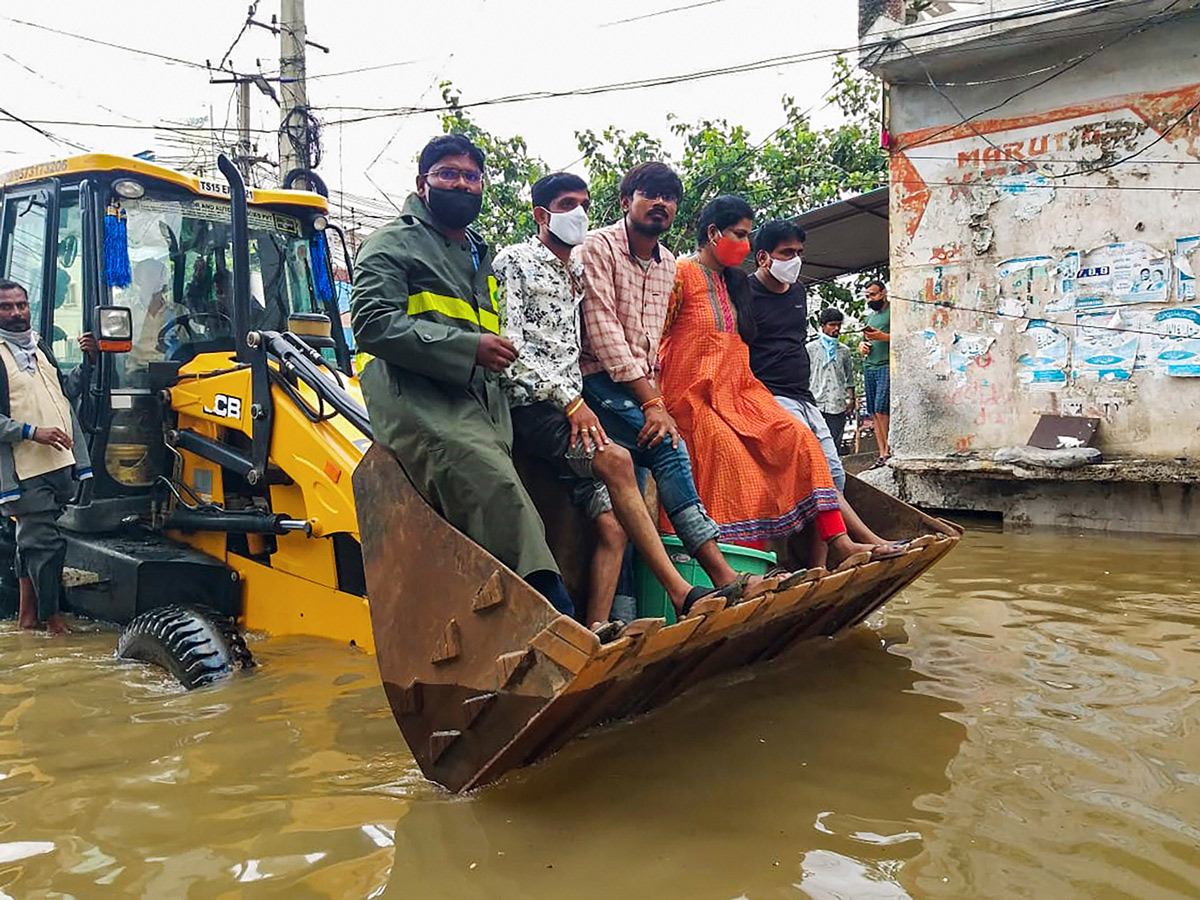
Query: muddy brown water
xmin=2 ymin=527 xmax=1198 ymax=899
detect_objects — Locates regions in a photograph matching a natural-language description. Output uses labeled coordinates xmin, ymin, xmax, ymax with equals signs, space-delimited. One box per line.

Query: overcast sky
xmin=0 ymin=0 xmax=859 ymax=216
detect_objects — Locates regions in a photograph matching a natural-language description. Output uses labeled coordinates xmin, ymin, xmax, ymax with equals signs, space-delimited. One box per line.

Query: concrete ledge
xmin=888 ymin=456 xmax=1200 ymax=485
xmin=874 ymin=457 xmax=1200 ymax=536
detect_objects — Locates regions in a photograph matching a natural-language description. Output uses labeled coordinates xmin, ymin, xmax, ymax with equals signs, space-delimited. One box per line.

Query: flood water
xmin=2 ymin=527 xmax=1199 ymax=899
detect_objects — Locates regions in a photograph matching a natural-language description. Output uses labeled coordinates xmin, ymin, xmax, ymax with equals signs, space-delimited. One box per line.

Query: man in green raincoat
xmin=351 ymin=134 xmax=573 ymax=615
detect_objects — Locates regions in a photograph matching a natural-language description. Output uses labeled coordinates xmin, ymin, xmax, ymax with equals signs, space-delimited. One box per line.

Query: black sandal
xmin=591 ymin=620 xmax=627 ymax=644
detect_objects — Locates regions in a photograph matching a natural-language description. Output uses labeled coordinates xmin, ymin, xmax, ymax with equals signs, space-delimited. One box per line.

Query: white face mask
xmin=769 ymin=254 xmax=803 ymax=285
xmin=546 ymin=205 xmax=589 ymax=246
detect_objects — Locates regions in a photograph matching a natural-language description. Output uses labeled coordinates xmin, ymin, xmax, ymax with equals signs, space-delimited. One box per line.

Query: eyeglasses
xmin=426 ymin=166 xmax=483 ymax=186
xmin=635 ymin=189 xmax=679 ymax=203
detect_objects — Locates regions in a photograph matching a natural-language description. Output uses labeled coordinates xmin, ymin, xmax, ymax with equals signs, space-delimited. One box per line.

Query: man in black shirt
xmin=746 ymin=220 xmax=846 ymax=490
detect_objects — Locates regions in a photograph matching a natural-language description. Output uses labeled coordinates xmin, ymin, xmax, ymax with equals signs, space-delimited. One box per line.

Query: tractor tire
xmin=117 ymin=605 xmax=254 ymax=690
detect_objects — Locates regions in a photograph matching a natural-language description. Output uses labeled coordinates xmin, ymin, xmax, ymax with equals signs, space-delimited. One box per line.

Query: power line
xmin=308 ymin=57 xmax=426 ymax=80
xmin=1046 ymin=94 xmax=1200 ymax=178
xmin=0 ymin=106 xmax=88 ymax=152
xmin=888 ymin=290 xmax=1192 ymax=341
xmin=894 ymin=179 xmax=1200 ymax=192
xmin=892 ymin=0 xmax=1186 ymax=153
xmin=1 ymin=16 xmax=209 ymax=70
xmin=313 ymin=6 xmax=1180 ymax=127
xmin=600 ymin=0 xmax=732 ymax=27
xmin=215 ymin=1 xmax=261 ymax=72
xmin=0 ymin=117 xmax=277 ymax=134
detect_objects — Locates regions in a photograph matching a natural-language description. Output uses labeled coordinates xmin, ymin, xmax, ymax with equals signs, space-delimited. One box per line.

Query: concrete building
xmin=857 ymin=0 xmax=1200 ymax=535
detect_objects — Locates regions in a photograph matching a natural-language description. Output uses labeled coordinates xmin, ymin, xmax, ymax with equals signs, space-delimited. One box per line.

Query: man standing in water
xmin=859 ymin=280 xmax=891 ymax=466
xmin=0 ymin=280 xmax=95 ymax=633
xmin=352 ymin=135 xmax=573 ymax=616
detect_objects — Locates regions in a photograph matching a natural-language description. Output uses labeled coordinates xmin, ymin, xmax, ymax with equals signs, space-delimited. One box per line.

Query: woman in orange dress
xmin=659 ymin=196 xmax=888 ymax=569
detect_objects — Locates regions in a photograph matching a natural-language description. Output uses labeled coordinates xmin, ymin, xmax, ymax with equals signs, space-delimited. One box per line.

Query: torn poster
xmin=917 ymin=329 xmax=946 ymax=370
xmin=1047 ymin=251 xmax=1081 ymax=313
xmin=997 ymin=172 xmax=1055 ymax=221
xmin=996 ymin=255 xmax=1059 ymax=319
xmin=1176 ymin=236 xmax=1199 ymax=302
xmin=1072 ymin=310 xmax=1138 ymax=381
xmin=950 ymin=331 xmax=995 ymax=370
xmin=1147 ymin=307 xmax=1200 ymax=376
xmin=1075 ymin=242 xmax=1170 ymax=307
xmin=1017 ymin=319 xmax=1069 ymax=390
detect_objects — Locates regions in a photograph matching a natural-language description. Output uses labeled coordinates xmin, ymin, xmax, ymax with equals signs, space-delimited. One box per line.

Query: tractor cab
xmin=0 ymin=155 xmax=350 ymax=524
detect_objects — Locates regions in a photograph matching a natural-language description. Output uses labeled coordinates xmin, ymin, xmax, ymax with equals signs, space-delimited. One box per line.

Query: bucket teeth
xmin=462 ymin=691 xmax=497 ymax=727
xmin=397 ymin=679 xmax=423 ymax=715
xmin=431 ymin=618 xmax=462 ymax=665
xmin=496 ymin=649 xmax=534 ymax=688
xmin=429 ymin=730 xmax=462 ymax=763
xmin=472 ymin=569 xmax=506 ymax=612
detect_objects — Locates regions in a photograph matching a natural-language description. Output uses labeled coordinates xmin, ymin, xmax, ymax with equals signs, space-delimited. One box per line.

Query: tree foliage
xmin=437 ymin=57 xmax=887 ymax=316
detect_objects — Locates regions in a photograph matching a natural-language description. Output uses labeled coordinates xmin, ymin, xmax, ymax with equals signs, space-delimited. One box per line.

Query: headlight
xmin=311 ymin=214 xmax=328 ymax=231
xmin=96 ymin=306 xmax=133 ymax=352
xmin=113 ymin=178 xmax=145 ymax=199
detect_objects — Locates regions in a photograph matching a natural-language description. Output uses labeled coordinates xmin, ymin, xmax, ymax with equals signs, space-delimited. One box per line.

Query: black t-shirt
xmin=747 ymin=274 xmax=813 ymax=403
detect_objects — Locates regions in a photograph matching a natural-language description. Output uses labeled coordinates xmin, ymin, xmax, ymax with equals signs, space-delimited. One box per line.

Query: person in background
xmin=0 ymin=280 xmax=96 ymax=634
xmin=579 ymin=163 xmax=760 ymax=610
xmin=859 ymin=280 xmax=891 ymax=467
xmin=745 ymin=220 xmax=845 ymax=491
xmin=807 ymin=307 xmax=856 ymax=452
xmin=495 ymin=172 xmax=707 ymax=635
xmin=351 ymin=134 xmax=574 ymax=618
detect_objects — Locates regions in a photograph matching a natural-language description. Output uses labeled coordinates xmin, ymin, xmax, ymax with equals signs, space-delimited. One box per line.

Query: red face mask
xmin=713 ymin=231 xmax=750 ymax=267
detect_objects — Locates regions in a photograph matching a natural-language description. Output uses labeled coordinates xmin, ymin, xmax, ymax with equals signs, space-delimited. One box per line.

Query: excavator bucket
xmin=354 ymin=445 xmax=960 ymax=793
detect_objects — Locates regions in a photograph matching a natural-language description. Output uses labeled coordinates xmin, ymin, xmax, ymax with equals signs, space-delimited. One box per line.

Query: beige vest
xmin=0 ymin=343 xmax=75 ymax=480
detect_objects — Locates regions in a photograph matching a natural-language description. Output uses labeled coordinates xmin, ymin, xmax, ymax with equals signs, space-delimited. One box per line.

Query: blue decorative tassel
xmin=104 ymin=204 xmax=131 ymax=289
xmin=310 ymin=232 xmax=334 ymax=302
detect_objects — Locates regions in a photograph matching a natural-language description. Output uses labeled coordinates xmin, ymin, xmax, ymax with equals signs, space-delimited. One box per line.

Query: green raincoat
xmin=351 ymin=193 xmax=558 ymax=578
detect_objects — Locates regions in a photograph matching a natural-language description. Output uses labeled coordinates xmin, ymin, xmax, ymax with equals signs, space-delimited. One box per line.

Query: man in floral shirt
xmin=496 ymin=173 xmax=703 ymax=632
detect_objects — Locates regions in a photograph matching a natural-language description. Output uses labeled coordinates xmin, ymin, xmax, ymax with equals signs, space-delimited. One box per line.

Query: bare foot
xmin=826 ymin=535 xmax=878 ymax=569
xmin=18 ymin=614 xmax=39 ymax=630
xmin=45 ymin=614 xmax=71 ymax=635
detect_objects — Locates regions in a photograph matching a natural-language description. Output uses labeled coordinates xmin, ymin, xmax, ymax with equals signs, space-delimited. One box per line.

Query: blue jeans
xmin=773 ymin=394 xmax=846 ymax=492
xmin=582 ymin=373 xmax=720 ymax=554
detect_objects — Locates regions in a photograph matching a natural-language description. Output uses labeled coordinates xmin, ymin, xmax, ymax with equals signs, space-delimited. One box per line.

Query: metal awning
xmin=791 ymin=186 xmax=889 ymax=284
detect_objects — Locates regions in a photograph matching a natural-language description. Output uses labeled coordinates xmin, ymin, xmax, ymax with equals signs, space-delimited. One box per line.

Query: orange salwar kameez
xmin=659 ymin=258 xmax=846 ymax=543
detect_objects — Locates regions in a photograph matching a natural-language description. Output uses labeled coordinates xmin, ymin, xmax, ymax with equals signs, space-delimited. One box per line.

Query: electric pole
xmin=279 ymin=0 xmax=308 ymax=181
xmin=236 ymin=79 xmax=252 ymax=182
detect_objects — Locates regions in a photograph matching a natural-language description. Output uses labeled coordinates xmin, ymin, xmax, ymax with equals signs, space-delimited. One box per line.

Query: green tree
xmin=576 ymin=56 xmax=887 ymax=319
xmin=432 ymin=58 xmax=887 ymax=319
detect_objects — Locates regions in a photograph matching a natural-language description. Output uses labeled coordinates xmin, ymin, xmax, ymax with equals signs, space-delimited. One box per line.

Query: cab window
xmin=50 ymin=190 xmax=85 ymax=370
xmin=0 ymin=190 xmax=49 ymax=333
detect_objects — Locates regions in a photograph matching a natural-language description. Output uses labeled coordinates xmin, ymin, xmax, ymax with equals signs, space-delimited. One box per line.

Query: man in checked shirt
xmin=579 ymin=163 xmax=756 ymax=608
xmin=497 ymin=173 xmax=724 ymax=633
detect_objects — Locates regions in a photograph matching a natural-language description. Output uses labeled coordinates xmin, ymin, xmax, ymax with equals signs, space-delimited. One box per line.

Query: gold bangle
xmin=565 ymin=398 xmax=584 ymax=417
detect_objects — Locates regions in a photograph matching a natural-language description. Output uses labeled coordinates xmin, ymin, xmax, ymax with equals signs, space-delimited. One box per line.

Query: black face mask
xmin=426 ymin=187 xmax=482 ymax=230
xmin=867 ymin=299 xmax=885 ymax=311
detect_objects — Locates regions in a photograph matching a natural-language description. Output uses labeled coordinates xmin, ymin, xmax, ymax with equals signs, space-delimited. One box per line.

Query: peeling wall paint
xmin=886 ymin=65 xmax=1200 ymax=461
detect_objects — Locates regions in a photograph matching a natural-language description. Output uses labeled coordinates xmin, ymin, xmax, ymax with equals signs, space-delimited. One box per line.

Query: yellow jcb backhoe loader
xmin=0 ymin=153 xmax=959 ymax=792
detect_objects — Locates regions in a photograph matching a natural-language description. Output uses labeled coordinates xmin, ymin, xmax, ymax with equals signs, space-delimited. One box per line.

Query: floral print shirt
xmin=494 ymin=237 xmax=586 ymax=410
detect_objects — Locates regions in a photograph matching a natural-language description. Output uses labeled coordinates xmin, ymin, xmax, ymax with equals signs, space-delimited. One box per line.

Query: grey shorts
xmin=510 ymin=401 xmax=613 ymax=520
